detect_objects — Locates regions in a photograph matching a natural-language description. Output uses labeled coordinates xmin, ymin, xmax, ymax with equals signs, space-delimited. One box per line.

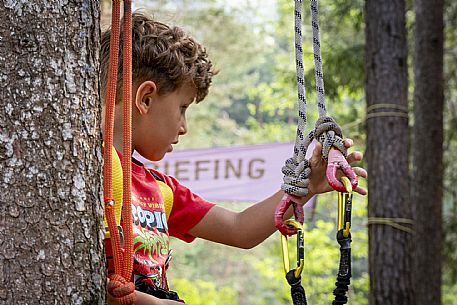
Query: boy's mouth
xmin=167 ymin=141 xmax=178 ymax=152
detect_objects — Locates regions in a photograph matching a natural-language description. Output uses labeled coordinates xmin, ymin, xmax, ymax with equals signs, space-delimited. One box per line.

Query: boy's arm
xmin=189 ymin=140 xmax=367 ymax=249
xmin=188 ymin=190 xmax=305 ymax=249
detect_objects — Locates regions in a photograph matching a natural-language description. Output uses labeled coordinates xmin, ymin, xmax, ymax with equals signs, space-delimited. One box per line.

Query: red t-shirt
xmin=106 ymin=156 xmax=215 ymax=289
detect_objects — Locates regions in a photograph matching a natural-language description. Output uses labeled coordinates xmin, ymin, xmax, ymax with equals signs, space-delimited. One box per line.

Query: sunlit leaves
xmin=172 ymin=278 xmax=238 ymax=305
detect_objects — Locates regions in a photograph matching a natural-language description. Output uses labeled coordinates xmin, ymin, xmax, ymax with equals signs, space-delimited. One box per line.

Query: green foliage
xmin=443 ymin=0 xmax=457 ymax=287
xmin=442 ymin=281 xmax=457 ymax=305
xmin=172 ymin=278 xmax=238 ymax=305
xmin=235 ymin=0 xmax=367 ymax=146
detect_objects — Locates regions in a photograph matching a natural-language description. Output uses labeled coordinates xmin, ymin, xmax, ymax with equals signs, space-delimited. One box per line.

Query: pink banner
xmin=134 ymin=142 xmax=295 ymax=202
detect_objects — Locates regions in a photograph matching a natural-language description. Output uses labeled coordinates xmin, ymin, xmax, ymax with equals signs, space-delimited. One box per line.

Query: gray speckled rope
xmin=281 ymin=0 xmax=312 ymax=197
xmin=309 ymin=0 xmax=346 ymax=158
xmin=281 ymin=0 xmax=347 ymax=197
xmin=310 ymin=0 xmax=326 ymax=117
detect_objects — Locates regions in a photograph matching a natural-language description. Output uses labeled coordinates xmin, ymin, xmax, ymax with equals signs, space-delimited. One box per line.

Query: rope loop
xmin=281 ymin=116 xmax=347 ymax=197
xmin=108 ymin=274 xmax=137 ymax=305
xmin=103 ymin=1 xmax=135 ymax=304
xmin=281 ymin=156 xmax=311 ymax=197
xmin=279 ymin=2 xmax=356 ymax=305
xmin=313 ymin=116 xmax=347 ymax=160
xmin=282 ymin=0 xmax=347 ymax=197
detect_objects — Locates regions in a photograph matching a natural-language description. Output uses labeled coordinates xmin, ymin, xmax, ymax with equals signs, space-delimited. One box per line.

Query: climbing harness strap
xmin=149 ymin=170 xmax=174 ymax=220
xmin=332 ymin=177 xmax=353 ymax=305
xmin=103 ymin=1 xmax=136 ymax=304
xmin=104 ymin=146 xmax=123 ymax=239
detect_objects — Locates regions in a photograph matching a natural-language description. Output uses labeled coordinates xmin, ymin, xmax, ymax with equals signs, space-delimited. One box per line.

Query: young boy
xmin=101 ymin=12 xmax=367 ymax=305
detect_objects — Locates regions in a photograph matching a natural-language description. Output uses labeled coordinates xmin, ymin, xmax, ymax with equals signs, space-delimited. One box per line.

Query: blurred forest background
xmin=101 ymin=1 xmax=456 ymax=304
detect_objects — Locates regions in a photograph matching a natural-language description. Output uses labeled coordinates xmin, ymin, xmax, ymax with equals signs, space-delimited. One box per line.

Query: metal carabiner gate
xmin=337 ymin=176 xmax=353 ymax=238
xmin=280 ymin=219 xmax=305 ymax=279
xmin=280 ymin=219 xmax=308 ymax=305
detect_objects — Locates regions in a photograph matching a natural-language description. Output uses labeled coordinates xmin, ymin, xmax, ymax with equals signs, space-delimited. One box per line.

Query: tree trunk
xmin=0 ymin=1 xmax=104 ymax=304
xmin=412 ymin=0 xmax=444 ymax=304
xmin=365 ymin=1 xmax=414 ymax=304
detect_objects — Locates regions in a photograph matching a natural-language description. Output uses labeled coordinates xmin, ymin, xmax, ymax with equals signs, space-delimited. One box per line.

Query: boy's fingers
xmin=343 ymin=138 xmax=354 ymax=148
xmin=354 ymin=186 xmax=368 ymax=196
xmin=346 ymin=151 xmax=363 ymax=164
xmin=288 ymin=194 xmax=307 ymax=205
xmin=353 ymin=167 xmax=368 ymax=179
xmin=312 ymin=141 xmax=322 ymax=161
xmin=351 ymin=166 xmax=367 ymax=195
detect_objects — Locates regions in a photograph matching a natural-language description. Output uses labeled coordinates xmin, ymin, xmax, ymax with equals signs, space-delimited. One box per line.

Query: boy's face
xmin=133 ymin=81 xmax=196 ymax=161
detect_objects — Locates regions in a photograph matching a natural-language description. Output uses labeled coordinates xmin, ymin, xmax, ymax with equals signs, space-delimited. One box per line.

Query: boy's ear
xmin=135 ymin=80 xmax=157 ymax=115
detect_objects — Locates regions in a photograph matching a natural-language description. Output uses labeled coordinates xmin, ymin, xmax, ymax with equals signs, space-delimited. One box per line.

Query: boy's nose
xmin=179 ymin=120 xmax=187 ymax=135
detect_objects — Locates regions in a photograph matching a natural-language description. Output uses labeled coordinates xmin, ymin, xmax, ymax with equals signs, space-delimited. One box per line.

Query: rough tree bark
xmin=365 ymin=1 xmax=414 ymax=304
xmin=0 ymin=1 xmax=104 ymax=304
xmin=412 ymin=0 xmax=444 ymax=304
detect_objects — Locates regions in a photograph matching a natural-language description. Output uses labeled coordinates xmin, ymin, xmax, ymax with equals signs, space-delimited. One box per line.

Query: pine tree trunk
xmin=0 ymin=1 xmax=104 ymax=304
xmin=365 ymin=1 xmax=414 ymax=304
xmin=412 ymin=0 xmax=444 ymax=304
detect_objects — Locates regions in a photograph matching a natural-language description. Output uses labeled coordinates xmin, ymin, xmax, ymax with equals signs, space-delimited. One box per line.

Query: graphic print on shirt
xmin=131 ymin=189 xmax=170 ymax=286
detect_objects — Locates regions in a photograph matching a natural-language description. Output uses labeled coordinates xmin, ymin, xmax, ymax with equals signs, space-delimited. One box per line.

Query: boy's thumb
xmin=312 ymin=141 xmax=322 ymax=161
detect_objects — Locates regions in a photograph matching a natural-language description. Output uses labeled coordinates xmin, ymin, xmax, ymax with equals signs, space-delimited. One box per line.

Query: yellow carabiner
xmin=341 ymin=176 xmax=353 ymax=193
xmin=338 ymin=177 xmax=352 ymax=238
xmin=280 ymin=219 xmax=304 ymax=279
xmin=337 ymin=192 xmax=344 ymax=231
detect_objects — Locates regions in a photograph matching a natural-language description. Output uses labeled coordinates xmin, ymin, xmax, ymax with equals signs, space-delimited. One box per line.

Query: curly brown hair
xmin=100 ymin=12 xmax=216 ymax=103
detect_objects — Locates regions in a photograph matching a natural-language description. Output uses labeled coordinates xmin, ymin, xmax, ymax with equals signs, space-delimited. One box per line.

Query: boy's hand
xmin=305 ymin=138 xmax=367 ymax=199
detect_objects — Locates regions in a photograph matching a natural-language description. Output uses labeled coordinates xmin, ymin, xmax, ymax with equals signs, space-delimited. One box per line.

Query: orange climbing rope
xmin=103 ymin=1 xmax=136 ymax=304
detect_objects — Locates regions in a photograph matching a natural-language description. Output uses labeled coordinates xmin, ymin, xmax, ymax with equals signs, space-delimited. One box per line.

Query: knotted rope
xmin=278 ymin=4 xmax=357 ymax=304
xmin=103 ymin=1 xmax=136 ymax=304
xmin=281 ymin=0 xmax=347 ymax=198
